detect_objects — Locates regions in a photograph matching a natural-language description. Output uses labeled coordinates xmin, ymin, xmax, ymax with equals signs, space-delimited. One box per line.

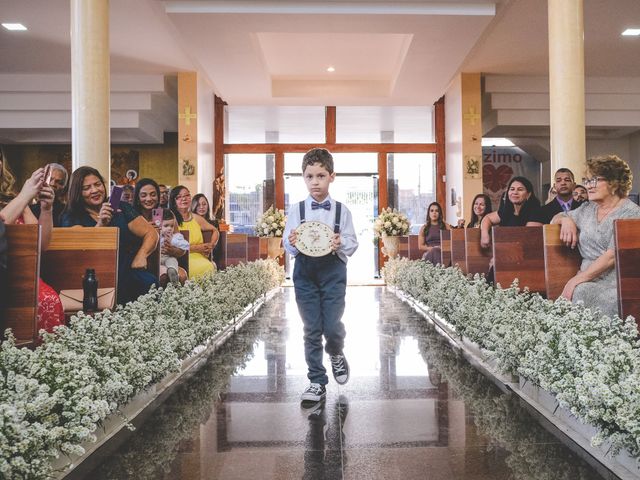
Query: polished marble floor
xmin=74 ymin=287 xmax=617 ymax=480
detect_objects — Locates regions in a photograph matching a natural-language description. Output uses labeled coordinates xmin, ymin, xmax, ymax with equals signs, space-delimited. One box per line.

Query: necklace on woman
xmin=182 ymin=211 xmax=193 ymax=222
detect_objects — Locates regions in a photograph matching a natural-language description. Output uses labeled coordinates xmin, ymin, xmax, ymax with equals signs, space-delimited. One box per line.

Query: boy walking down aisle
xmin=284 ymin=148 xmax=359 ymax=404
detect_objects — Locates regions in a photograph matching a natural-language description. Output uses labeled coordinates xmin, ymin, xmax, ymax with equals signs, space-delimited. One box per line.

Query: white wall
xmin=197 ymin=75 xmax=214 ymax=201
xmin=445 ymin=75 xmax=463 ymax=225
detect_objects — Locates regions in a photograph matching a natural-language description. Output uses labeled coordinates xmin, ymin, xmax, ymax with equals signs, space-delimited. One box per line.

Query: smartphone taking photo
xmin=43 ymin=164 xmax=53 ymax=186
xmin=109 ymin=185 xmax=124 ymax=212
xmin=152 ymin=207 xmax=163 ymax=227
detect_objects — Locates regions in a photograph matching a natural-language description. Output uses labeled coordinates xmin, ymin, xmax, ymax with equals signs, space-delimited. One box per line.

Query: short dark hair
xmin=133 ymin=178 xmax=160 ymax=213
xmin=168 ymin=185 xmax=189 ymax=225
xmin=162 ymin=208 xmax=176 ymax=222
xmin=555 ymin=168 xmax=575 ymax=182
xmin=65 ymin=166 xmax=107 ymax=218
xmin=302 ymin=148 xmax=334 ymax=174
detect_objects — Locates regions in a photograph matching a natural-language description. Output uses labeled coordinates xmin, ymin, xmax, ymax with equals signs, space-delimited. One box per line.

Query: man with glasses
xmin=540 ymin=168 xmax=583 ymax=224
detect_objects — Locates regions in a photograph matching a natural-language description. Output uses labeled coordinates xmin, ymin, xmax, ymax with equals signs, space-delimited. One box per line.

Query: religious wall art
xmin=111 ymin=150 xmax=140 ymax=186
xmin=450 ymin=187 xmax=457 ymax=207
xmin=212 ymin=170 xmax=225 ymax=220
xmin=482 ymin=146 xmax=541 ymax=210
xmin=181 ymin=157 xmax=196 ymax=177
xmin=464 ymin=155 xmax=481 ymax=179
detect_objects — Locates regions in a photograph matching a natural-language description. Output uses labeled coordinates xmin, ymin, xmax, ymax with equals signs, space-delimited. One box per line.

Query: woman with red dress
xmin=0 ymin=148 xmax=64 ymax=336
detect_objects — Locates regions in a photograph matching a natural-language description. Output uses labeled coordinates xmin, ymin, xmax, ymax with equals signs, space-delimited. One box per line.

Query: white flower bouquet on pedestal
xmin=373 ymin=207 xmax=410 ymax=258
xmin=255 ymin=205 xmax=286 ymax=238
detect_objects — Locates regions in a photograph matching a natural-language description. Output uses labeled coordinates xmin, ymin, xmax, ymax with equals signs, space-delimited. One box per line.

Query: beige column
xmin=178 ymin=72 xmax=198 ymax=194
xmin=71 ymin=0 xmax=111 ymax=183
xmin=460 ymin=73 xmax=483 ymax=223
xmin=548 ymin=0 xmax=586 ymax=178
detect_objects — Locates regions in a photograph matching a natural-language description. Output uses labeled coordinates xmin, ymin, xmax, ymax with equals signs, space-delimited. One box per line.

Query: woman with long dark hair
xmin=467 ymin=193 xmax=493 ymax=228
xmin=480 ymin=176 xmax=543 ymax=248
xmin=418 ymin=201 xmax=448 ymax=265
xmin=133 ymin=178 xmax=160 ymax=222
xmin=61 ymin=166 xmax=158 ymax=305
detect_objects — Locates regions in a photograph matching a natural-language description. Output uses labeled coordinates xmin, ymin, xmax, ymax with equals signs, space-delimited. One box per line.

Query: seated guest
xmin=540 ymin=168 xmax=582 ymax=223
xmin=121 ymin=184 xmax=134 ymax=205
xmin=0 ymin=155 xmax=63 ymax=334
xmin=418 ymin=202 xmax=448 ymax=265
xmin=552 ymin=155 xmax=640 ymax=317
xmin=29 ymin=162 xmax=68 ymax=226
xmin=158 ymin=184 xmax=170 ymax=208
xmin=466 ymin=193 xmax=492 ymax=228
xmin=169 ymin=185 xmax=218 ymax=278
xmin=480 ymin=176 xmax=544 ymax=248
xmin=60 ymin=167 xmax=158 ymax=305
xmin=191 ymin=193 xmax=218 ymax=227
xmin=133 ymin=178 xmax=160 ymax=223
xmin=159 ymin=209 xmax=188 ymax=285
xmin=573 ymin=184 xmax=588 ymax=203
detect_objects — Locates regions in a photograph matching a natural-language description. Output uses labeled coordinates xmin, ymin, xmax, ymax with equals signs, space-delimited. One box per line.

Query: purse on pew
xmin=58 ymin=288 xmax=116 ymax=313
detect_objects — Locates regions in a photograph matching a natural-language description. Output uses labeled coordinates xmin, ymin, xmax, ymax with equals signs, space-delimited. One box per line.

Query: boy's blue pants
xmin=293 ymin=253 xmax=347 ymax=385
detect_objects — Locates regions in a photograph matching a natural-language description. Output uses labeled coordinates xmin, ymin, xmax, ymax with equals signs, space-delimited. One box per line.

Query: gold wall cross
xmin=179 ymin=106 xmax=197 ymax=126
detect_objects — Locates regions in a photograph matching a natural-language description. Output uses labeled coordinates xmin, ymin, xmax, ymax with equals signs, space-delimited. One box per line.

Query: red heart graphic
xmin=483 ymin=164 xmax=513 ymax=193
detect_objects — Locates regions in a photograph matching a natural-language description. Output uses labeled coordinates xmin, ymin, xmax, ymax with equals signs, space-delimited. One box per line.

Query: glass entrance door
xmin=284 ymin=153 xmax=378 ymax=284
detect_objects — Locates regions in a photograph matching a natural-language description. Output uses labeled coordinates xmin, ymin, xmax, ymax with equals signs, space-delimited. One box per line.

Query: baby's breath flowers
xmin=255 ymin=205 xmax=286 ymax=237
xmin=384 ymin=257 xmax=640 ymax=458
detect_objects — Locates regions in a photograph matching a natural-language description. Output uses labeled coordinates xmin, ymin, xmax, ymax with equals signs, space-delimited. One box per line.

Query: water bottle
xmin=82 ymin=268 xmax=98 ymax=312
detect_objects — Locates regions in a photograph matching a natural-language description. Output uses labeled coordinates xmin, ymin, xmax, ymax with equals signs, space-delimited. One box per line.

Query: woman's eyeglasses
xmin=176 ymin=193 xmax=191 ymax=200
xmin=582 ymin=176 xmax=606 ymax=188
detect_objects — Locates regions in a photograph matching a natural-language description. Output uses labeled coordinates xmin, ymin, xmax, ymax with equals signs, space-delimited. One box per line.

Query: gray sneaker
xmin=167 ymin=267 xmax=179 ymax=284
xmin=330 ymin=354 xmax=350 ymax=385
xmin=301 ymin=383 xmax=326 ymax=402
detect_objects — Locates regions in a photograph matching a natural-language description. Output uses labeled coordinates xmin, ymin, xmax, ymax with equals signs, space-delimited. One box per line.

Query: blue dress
xmin=60 ymin=202 xmax=158 ymax=305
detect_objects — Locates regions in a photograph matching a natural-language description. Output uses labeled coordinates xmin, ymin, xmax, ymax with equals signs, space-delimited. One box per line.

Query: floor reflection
xmin=78 ymin=287 xmax=614 ymax=480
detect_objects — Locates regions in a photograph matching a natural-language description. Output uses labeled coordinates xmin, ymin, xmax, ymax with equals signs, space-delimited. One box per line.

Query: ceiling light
xmin=2 ymin=23 xmax=27 ymax=31
xmin=622 ymin=28 xmax=640 ymax=36
xmin=482 ymin=138 xmax=515 ymax=147
xmin=327 ymin=66 xmax=335 ymax=72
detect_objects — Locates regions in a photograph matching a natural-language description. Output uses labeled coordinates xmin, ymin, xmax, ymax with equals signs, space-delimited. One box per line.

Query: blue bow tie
xmin=311 ymin=200 xmax=331 ymax=210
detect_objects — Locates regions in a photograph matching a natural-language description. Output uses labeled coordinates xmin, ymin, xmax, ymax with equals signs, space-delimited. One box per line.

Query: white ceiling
xmin=1 ymin=0 xmax=640 ymax=143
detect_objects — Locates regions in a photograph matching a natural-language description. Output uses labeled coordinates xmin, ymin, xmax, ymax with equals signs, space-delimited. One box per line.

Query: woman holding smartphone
xmin=133 ymin=178 xmax=161 ymax=223
xmin=60 ymin=167 xmax=158 ymax=305
xmin=0 ymin=150 xmax=64 ymax=335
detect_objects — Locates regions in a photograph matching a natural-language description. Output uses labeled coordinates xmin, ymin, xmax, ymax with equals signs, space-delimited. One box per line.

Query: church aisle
xmin=73 ymin=287 xmax=615 ymax=480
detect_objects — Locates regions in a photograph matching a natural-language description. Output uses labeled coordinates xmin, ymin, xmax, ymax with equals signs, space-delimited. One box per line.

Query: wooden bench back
xmin=217 ymin=232 xmax=248 ymax=269
xmin=542 ymin=224 xmax=581 ymax=300
xmin=614 ymin=219 xmax=640 ymax=325
xmin=248 ymin=236 xmax=268 ymax=261
xmin=465 ymin=228 xmax=491 ymax=276
xmin=450 ymin=228 xmax=467 ymax=274
xmin=407 ymin=235 xmax=423 ymax=260
xmin=492 ymin=226 xmax=545 ymax=293
xmin=41 ymin=227 xmax=119 ymax=293
xmin=1 ymin=224 xmax=40 ymax=347
xmin=178 ymin=230 xmax=189 ymax=274
xmin=440 ymin=230 xmax=451 ymax=267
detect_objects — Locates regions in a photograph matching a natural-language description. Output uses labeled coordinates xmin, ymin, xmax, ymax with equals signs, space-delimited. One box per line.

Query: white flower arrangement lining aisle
xmin=0 ymin=260 xmax=284 ymax=480
xmin=384 ymin=258 xmax=640 ymax=479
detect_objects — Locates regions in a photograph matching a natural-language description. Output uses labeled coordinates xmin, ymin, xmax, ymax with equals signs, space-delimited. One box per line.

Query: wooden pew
xmin=440 ymin=230 xmax=451 ymax=267
xmin=178 ymin=230 xmax=189 ymax=275
xmin=147 ymin=244 xmax=161 ymax=279
xmin=542 ymin=224 xmax=581 ymax=300
xmin=407 ymin=234 xmax=423 ymax=260
xmin=614 ymin=219 xmax=640 ymax=325
xmin=465 ymin=228 xmax=491 ymax=276
xmin=247 ymin=236 xmax=268 ymax=261
xmin=450 ymin=228 xmax=467 ymax=274
xmin=398 ymin=236 xmax=410 ymax=259
xmin=1 ymin=224 xmax=40 ymax=347
xmin=41 ymin=227 xmax=119 ymax=314
xmin=217 ymin=233 xmax=248 ymax=269
xmin=492 ymin=226 xmax=545 ymax=294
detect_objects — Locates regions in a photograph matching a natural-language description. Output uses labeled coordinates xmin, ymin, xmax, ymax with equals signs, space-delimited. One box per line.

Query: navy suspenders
xmin=299 ymin=200 xmax=342 ymax=233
